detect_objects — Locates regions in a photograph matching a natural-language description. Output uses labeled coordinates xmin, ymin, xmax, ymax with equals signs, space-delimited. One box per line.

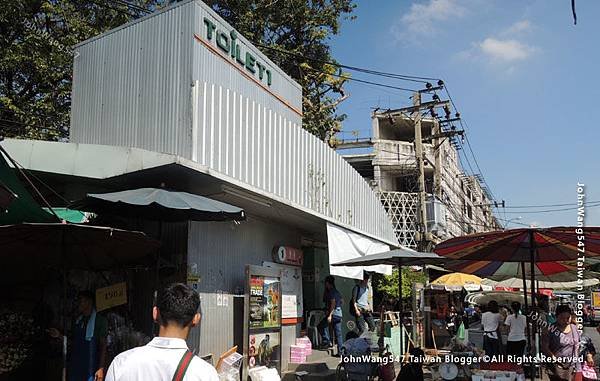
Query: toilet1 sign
xmin=272 ymin=246 xmax=303 ymax=266
xmin=202 ymin=17 xmax=273 ymax=87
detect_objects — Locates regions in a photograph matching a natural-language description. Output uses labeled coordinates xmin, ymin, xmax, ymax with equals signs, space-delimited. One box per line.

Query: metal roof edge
xmin=74 ymin=0 xmax=195 ymax=48
xmin=1 ymin=139 xmax=399 ymax=247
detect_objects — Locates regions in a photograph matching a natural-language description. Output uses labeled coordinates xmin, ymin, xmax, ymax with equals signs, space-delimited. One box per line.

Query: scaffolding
xmin=378 ymin=191 xmax=420 ymax=249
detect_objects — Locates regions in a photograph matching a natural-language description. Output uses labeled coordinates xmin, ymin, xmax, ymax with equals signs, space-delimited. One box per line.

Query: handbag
xmin=582 ymin=362 xmax=597 ymax=380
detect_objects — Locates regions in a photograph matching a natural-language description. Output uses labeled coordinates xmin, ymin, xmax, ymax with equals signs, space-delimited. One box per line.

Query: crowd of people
xmin=314 ymin=274 xmax=600 ymax=381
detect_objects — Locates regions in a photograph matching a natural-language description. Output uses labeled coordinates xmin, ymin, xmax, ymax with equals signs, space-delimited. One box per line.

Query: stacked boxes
xmin=289 ymin=345 xmax=307 ymax=364
xmin=295 ymin=337 xmax=312 ymax=356
xmin=289 ymin=337 xmax=313 ymax=364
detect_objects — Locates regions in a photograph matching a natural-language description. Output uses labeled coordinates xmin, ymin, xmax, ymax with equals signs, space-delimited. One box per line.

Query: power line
xmin=503 ymin=200 xmax=600 ymax=208
xmin=500 ymin=203 xmax=600 ymax=214
xmin=254 ymin=43 xmax=439 ymax=83
xmin=303 ymin=66 xmax=418 ymax=93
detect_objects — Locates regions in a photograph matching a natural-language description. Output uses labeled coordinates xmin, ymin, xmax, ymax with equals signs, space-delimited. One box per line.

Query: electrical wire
xmin=500 ymin=203 xmax=600 ymax=214
xmin=303 ymin=67 xmax=418 ymax=93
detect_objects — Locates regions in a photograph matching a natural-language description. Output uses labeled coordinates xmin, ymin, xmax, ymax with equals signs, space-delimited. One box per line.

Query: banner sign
xmin=96 ymin=282 xmax=127 ymax=312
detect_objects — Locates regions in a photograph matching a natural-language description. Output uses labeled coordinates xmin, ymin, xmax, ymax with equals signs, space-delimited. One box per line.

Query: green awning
xmin=43 ymin=208 xmax=87 ymax=223
xmin=0 ymin=150 xmax=58 ymax=224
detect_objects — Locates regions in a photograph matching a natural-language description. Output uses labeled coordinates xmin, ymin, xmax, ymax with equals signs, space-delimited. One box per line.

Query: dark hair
xmin=487 ymin=300 xmax=499 ymax=313
xmin=363 ymin=272 xmax=370 ymax=280
xmin=555 ymin=304 xmax=572 ymax=317
xmin=511 ymin=302 xmax=521 ymax=317
xmin=325 ymin=275 xmax=336 ymax=288
xmin=156 ymin=283 xmax=200 ymax=327
xmin=345 ymin=331 xmax=359 ymax=341
xmin=79 ymin=290 xmax=95 ymax=305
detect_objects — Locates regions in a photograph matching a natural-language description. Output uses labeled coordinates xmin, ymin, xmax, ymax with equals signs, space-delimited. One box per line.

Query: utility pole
xmin=373 ymin=81 xmax=461 ymax=250
xmin=411 ymin=92 xmax=428 ymax=251
xmin=432 ymin=119 xmax=442 ymax=199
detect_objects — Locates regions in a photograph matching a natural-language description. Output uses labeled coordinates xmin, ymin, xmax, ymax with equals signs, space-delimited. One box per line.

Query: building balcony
xmin=372 ymin=139 xmax=435 ymax=168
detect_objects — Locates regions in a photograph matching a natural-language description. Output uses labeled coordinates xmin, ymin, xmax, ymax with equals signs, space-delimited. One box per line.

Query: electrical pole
xmin=373 ymin=81 xmax=460 ymax=251
xmin=433 ymin=119 xmax=442 ymax=199
xmin=412 ymin=92 xmax=428 ymax=251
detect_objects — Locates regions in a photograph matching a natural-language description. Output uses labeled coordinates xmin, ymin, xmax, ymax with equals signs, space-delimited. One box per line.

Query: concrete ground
xmin=283 ymin=327 xmax=600 ymax=381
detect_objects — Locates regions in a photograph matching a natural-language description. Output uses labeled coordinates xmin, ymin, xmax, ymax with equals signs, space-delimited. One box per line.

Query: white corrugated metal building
xmin=3 ymin=0 xmax=399 ymax=372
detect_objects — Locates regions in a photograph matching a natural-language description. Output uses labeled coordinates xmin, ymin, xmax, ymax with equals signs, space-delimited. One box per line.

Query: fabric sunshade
xmin=327 ymin=222 xmax=392 ymax=279
xmin=70 ymin=188 xmax=245 ymax=222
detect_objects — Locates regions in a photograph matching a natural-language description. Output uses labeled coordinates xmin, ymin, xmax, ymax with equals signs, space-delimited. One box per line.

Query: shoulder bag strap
xmin=172 ymin=350 xmax=195 ymax=381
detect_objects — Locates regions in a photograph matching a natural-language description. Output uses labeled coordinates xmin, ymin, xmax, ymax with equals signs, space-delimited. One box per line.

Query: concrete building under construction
xmin=337 ymin=109 xmax=501 ymax=249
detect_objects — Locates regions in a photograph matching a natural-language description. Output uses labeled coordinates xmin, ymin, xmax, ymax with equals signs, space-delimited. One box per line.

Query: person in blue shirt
xmin=318 ymin=275 xmax=344 ymax=357
xmin=351 ymin=272 xmax=375 ymax=335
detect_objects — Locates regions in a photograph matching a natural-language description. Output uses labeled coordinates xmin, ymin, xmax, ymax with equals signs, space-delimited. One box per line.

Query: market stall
xmin=0 ymin=223 xmax=160 ymax=381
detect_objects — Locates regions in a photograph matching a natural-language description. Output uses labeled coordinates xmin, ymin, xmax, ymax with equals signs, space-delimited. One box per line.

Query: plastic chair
xmin=306 ymin=309 xmax=326 ymax=348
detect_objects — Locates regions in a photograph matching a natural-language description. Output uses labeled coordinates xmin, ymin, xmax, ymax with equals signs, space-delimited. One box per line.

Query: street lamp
xmin=504 ymin=216 xmax=522 ymax=229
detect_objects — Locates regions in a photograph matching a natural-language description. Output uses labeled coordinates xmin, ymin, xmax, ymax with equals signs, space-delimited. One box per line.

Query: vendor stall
xmin=0 ymin=223 xmax=159 ymax=381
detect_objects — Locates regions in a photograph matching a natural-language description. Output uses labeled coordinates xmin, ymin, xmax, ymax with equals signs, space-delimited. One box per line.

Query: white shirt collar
xmin=146 ymin=337 xmax=189 ymax=349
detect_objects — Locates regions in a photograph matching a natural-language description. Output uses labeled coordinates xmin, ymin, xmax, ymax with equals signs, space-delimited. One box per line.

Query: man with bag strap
xmin=350 ymin=272 xmax=376 ymax=335
xmin=106 ymin=283 xmax=218 ymax=381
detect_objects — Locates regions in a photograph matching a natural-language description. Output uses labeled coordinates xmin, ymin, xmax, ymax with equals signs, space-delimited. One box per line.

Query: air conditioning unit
xmin=426 ymin=196 xmax=447 ymax=235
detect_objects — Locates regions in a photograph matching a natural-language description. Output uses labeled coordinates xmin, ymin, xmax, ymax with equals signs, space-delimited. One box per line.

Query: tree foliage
xmin=373 ymin=268 xmax=428 ymax=299
xmin=0 ymin=0 xmax=158 ymax=140
xmin=1 ymin=0 xmax=354 ymax=143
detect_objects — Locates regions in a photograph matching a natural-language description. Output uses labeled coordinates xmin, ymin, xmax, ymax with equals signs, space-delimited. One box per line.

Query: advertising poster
xmin=248 ymin=332 xmax=280 ymax=369
xmin=249 ymin=275 xmax=281 ymax=329
xmin=263 ymin=262 xmax=304 ymax=319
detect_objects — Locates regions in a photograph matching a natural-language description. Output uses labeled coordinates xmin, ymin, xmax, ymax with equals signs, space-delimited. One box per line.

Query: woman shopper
xmin=542 ymin=304 xmax=582 ymax=381
xmin=481 ymin=300 xmax=502 ymax=357
xmin=505 ymin=302 xmax=527 ymax=357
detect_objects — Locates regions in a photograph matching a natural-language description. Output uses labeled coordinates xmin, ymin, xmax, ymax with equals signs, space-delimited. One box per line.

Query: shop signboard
xmin=272 ymin=246 xmax=303 ymax=266
xmin=244 ymin=265 xmax=282 ymax=379
xmin=592 ymin=291 xmax=600 ymax=308
xmin=96 ymin=282 xmax=127 ymax=312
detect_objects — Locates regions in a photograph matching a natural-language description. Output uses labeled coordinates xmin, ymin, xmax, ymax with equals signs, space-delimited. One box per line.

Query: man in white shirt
xmin=106 ymin=283 xmax=219 ymax=381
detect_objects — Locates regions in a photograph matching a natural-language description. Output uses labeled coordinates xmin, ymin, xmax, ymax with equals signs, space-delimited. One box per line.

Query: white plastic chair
xmin=306 ymin=310 xmax=326 ymax=348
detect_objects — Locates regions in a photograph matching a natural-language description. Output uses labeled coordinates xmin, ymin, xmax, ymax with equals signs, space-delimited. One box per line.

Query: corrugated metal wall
xmin=70 ymin=0 xmax=398 ymax=246
xmin=186 ymin=217 xmax=302 ymax=360
xmin=71 ymin=2 xmax=195 ymax=157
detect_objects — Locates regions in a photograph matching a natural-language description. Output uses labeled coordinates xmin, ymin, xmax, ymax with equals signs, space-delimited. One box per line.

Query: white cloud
xmin=479 ymin=38 xmax=536 ymax=63
xmin=392 ymin=0 xmax=466 ymax=41
xmin=455 ymin=18 xmax=539 ymax=73
xmin=502 ymin=20 xmax=532 ymax=35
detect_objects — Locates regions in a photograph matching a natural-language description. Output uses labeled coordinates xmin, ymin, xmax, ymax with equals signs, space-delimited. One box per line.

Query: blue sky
xmin=330 ymin=0 xmax=600 ymax=228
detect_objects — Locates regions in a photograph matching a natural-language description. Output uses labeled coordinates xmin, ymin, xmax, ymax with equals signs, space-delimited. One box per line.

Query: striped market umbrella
xmin=446 ymin=260 xmax=578 ymax=280
xmin=435 ymin=227 xmax=600 ymax=307
xmin=435 ymin=227 xmax=600 ymax=263
xmin=434 ymin=227 xmax=600 ymax=379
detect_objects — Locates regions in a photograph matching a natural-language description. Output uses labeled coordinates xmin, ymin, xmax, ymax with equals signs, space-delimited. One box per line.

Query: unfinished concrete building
xmin=338 ymin=112 xmax=500 ymax=248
